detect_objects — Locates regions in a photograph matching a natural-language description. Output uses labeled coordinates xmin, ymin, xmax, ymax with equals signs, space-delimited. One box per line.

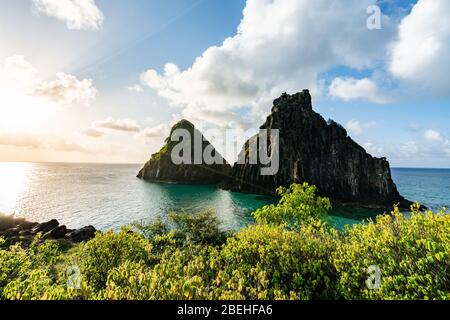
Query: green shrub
xmin=105 ymin=245 xmax=216 ymax=300
xmin=134 ymin=210 xmax=229 ymax=246
xmin=2 ymin=269 xmax=71 ymax=300
xmin=211 ymin=223 xmax=338 ymax=300
xmin=333 ymin=204 xmax=450 ymax=300
xmin=0 ymin=236 xmax=62 ymax=299
xmin=76 ymin=228 xmax=154 ymax=290
xmin=253 ymin=183 xmax=331 ymax=228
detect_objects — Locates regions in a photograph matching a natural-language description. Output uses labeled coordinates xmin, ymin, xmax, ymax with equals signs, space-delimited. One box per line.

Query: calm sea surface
xmin=0 ymin=163 xmax=449 ymax=230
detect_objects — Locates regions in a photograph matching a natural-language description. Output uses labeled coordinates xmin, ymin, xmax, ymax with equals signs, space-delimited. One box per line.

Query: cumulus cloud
xmin=389 ymin=130 xmax=450 ymax=162
xmin=1 ymin=55 xmax=99 ymax=108
xmin=32 ymin=0 xmax=104 ymax=30
xmin=329 ymin=77 xmax=390 ymax=104
xmin=94 ymin=117 xmax=141 ymax=133
xmin=389 ymin=0 xmax=450 ymax=95
xmin=346 ymin=120 xmax=377 ymax=136
xmin=141 ymin=0 xmax=395 ymax=127
xmin=423 ymin=129 xmax=450 ymax=156
xmin=408 ymin=130 xmax=450 ymax=159
xmin=33 ymin=72 xmax=98 ymax=106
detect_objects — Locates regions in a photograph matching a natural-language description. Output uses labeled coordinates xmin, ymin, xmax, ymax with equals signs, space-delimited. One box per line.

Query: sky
xmin=0 ymin=0 xmax=449 ymax=168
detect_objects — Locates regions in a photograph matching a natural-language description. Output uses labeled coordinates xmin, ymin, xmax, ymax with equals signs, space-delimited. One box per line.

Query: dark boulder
xmin=44 ymin=226 xmax=68 ymax=239
xmin=66 ymin=226 xmax=96 ymax=243
xmin=32 ymin=219 xmax=59 ymax=234
xmin=3 ymin=227 xmax=20 ymax=238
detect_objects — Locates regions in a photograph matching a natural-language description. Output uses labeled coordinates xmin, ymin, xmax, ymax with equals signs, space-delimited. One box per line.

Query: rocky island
xmin=226 ymin=90 xmax=412 ymax=209
xmin=138 ymin=90 xmax=413 ymax=210
xmin=137 ymin=119 xmax=232 ymax=184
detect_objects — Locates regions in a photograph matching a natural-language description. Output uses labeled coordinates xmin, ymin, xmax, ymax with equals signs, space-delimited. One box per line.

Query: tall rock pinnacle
xmin=226 ymin=90 xmax=412 ymax=209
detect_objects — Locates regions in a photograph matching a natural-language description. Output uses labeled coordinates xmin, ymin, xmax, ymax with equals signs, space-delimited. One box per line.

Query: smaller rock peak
xmin=170 ymin=119 xmax=195 ymax=133
xmin=174 ymin=119 xmax=194 ymax=127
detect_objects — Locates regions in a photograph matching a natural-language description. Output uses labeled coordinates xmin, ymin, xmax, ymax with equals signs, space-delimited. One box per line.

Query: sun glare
xmin=0 ymin=89 xmax=52 ymax=131
xmin=0 ymin=162 xmax=31 ymax=215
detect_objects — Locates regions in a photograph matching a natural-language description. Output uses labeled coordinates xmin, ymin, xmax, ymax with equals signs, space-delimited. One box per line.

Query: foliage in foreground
xmin=0 ymin=183 xmax=449 ymax=300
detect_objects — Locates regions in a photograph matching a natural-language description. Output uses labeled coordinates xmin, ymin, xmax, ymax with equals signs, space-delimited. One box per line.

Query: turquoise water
xmin=392 ymin=168 xmax=450 ymax=211
xmin=0 ymin=162 xmax=275 ymax=231
xmin=0 ymin=163 xmax=448 ymax=231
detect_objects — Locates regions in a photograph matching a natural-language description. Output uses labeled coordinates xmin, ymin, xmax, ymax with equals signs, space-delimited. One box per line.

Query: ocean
xmin=0 ymin=162 xmax=449 ymax=231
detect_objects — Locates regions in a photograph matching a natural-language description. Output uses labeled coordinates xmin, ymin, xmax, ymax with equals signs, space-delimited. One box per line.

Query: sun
xmin=0 ymin=89 xmax=52 ymax=132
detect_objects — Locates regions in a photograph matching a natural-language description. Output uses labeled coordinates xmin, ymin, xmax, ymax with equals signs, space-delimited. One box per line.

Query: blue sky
xmin=0 ymin=0 xmax=449 ymax=168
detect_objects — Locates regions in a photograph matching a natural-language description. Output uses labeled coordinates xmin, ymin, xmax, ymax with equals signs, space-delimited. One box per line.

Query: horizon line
xmin=0 ymin=160 xmax=449 ymax=170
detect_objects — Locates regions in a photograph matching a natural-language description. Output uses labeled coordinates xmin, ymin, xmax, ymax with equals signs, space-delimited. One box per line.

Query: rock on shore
xmin=0 ymin=215 xmax=96 ymax=247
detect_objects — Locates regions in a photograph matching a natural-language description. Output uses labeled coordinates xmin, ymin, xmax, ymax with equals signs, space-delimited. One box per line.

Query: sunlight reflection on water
xmin=0 ymin=162 xmax=32 ymax=214
xmin=0 ymin=162 xmax=276 ymax=231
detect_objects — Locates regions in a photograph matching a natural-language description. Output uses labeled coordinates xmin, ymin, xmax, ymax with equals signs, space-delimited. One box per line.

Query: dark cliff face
xmin=137 ymin=120 xmax=231 ymax=185
xmin=227 ymin=90 xmax=412 ymax=209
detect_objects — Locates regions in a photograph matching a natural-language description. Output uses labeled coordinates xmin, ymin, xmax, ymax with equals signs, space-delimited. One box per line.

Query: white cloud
xmin=32 ymin=0 xmax=104 ymax=30
xmin=128 ymin=85 xmax=143 ymax=93
xmin=33 ymin=72 xmax=98 ymax=106
xmin=389 ymin=0 xmax=450 ymax=95
xmin=1 ymin=55 xmax=98 ymax=108
xmin=329 ymin=77 xmax=390 ymax=104
xmin=421 ymin=130 xmax=450 ymax=158
xmin=94 ymin=117 xmax=141 ymax=133
xmin=346 ymin=120 xmax=376 ymax=136
xmin=1 ymin=55 xmax=98 ymax=110
xmin=141 ymin=0 xmax=395 ymax=128
xmin=424 ymin=129 xmax=444 ymax=142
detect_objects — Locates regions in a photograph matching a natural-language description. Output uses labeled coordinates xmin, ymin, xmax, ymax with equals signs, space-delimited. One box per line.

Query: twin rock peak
xmin=138 ymin=90 xmax=412 ymax=209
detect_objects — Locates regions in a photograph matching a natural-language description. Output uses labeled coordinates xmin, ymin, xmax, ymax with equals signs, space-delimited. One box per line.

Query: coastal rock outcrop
xmin=137 ymin=120 xmax=232 ymax=184
xmin=225 ymin=90 xmax=413 ymax=209
xmin=0 ymin=216 xmax=97 ymax=247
